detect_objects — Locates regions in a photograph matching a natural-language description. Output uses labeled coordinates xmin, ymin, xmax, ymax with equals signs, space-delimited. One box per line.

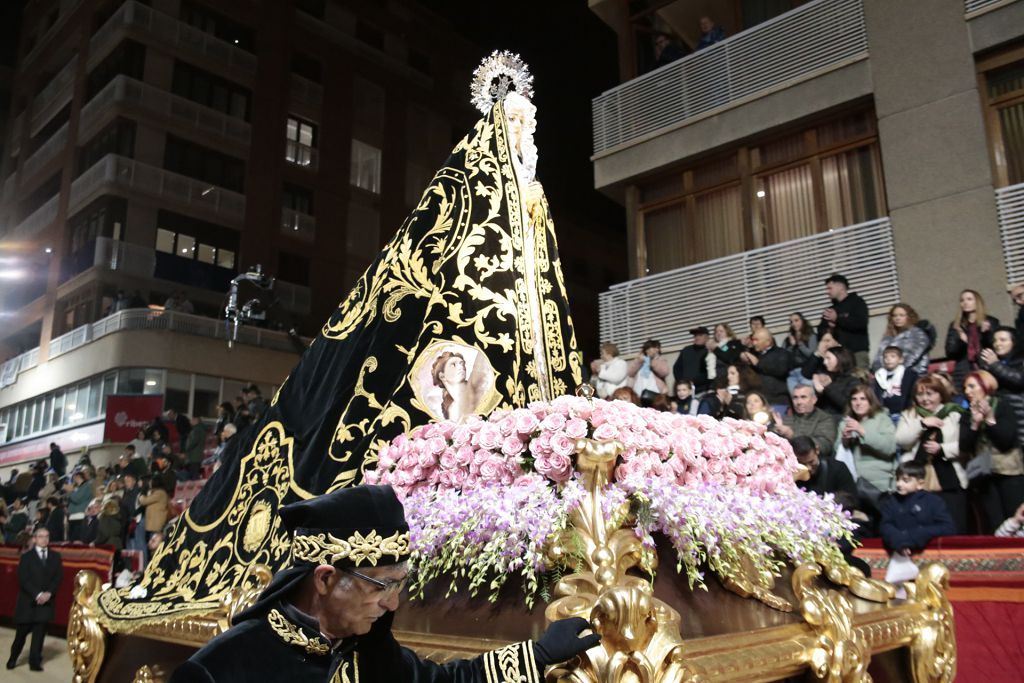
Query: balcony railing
xmin=591 ymin=0 xmax=868 ymax=155
xmin=285 ymin=140 xmax=318 ymax=169
xmin=22 ymin=122 xmax=69 ymax=180
xmin=11 ymin=195 xmax=59 ymax=240
xmin=89 ymin=0 xmax=256 ymax=81
xmin=80 ymin=75 xmax=251 ymax=147
xmin=20 ymin=0 xmax=87 ymax=67
xmin=0 ymin=348 xmax=39 ymax=389
xmin=30 ymin=56 xmax=77 ymax=136
xmin=69 ymin=154 xmax=246 ymax=226
xmin=281 ymin=208 xmax=316 ymax=241
xmin=965 ymin=0 xmax=1018 ymax=14
xmin=997 ymin=182 xmax=1024 ymax=285
xmin=290 ymin=74 xmax=323 ymax=110
xmin=598 ymin=218 xmax=899 ymax=354
xmin=43 ymin=308 xmax=309 ymax=364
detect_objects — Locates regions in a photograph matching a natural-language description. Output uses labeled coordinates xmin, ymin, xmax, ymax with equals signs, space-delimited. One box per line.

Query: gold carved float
xmin=68 ymin=438 xmax=955 ymax=682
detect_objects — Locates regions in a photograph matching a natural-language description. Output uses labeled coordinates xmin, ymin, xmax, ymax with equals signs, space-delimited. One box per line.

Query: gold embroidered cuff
xmin=482 ymin=640 xmax=541 ymax=683
xmin=290 ymin=529 xmax=410 ymax=567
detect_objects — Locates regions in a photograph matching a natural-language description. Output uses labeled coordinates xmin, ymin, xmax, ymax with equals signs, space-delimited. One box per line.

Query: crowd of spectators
xmin=589 ymin=273 xmax=1024 ymax=554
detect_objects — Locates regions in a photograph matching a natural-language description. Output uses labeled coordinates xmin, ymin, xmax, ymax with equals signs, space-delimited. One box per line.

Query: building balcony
xmin=997 ymin=181 xmax=1024 ymax=285
xmin=10 ymin=195 xmax=58 ymax=241
xmin=21 ymin=121 xmax=69 ymax=182
xmin=29 ymin=55 xmax=77 ymax=136
xmin=290 ymin=74 xmax=323 ymax=111
xmin=281 ymin=207 xmax=316 ymax=241
xmin=598 ymin=217 xmax=899 ymax=354
xmin=89 ymin=0 xmax=257 ymax=84
xmin=69 ymin=154 xmax=246 ymax=228
xmin=79 ymin=75 xmax=251 ymax=151
xmin=20 ymin=0 xmax=87 ymax=68
xmin=591 ymin=0 xmax=868 ymax=157
xmin=285 ymin=140 xmax=318 ymax=170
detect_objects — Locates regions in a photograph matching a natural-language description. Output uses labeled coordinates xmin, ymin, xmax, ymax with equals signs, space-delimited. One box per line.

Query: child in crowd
xmin=879 ymin=462 xmax=956 ymax=555
xmin=873 ymin=346 xmax=918 ymax=419
xmin=995 ymin=502 xmax=1024 ymax=537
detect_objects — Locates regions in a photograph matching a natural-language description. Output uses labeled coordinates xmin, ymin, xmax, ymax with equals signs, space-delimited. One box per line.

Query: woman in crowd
xmin=64 ymin=471 xmax=93 ymax=542
xmin=873 ymin=303 xmax=931 ymax=374
xmin=835 ymin=384 xmax=897 ymax=507
xmin=590 ymin=342 xmax=629 ymax=398
xmin=960 ymin=370 xmax=1024 ymax=533
xmin=784 ymin=312 xmax=817 ymax=393
xmin=706 ymin=323 xmax=744 ymax=379
xmin=945 ymin=289 xmax=999 ymax=391
xmin=137 ymin=478 xmax=170 ymax=544
xmin=626 ymin=339 xmax=670 ymax=398
xmin=744 ymin=391 xmax=778 ymax=429
xmin=214 ymin=402 xmax=236 ymax=439
xmin=804 ymin=345 xmax=859 ymax=415
xmin=896 ymin=375 xmax=968 ymax=533
xmin=698 ymin=377 xmax=744 ymax=420
xmin=94 ymin=498 xmax=123 ymax=550
xmin=980 ymin=326 xmax=1024 ymax=452
xmin=129 ymin=428 xmax=152 ymax=462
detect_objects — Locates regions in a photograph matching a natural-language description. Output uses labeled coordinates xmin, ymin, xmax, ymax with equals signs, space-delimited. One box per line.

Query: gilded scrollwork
xmin=68 ymin=570 xmax=106 ymax=683
xmin=905 ymin=563 xmax=957 ymax=683
xmin=791 ymin=564 xmax=871 ymax=682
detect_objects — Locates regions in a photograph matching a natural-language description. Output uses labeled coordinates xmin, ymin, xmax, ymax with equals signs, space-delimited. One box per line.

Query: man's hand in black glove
xmin=533 ymin=617 xmax=601 ymax=666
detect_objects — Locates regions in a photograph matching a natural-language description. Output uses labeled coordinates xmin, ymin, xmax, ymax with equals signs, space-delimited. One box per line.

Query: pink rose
xmin=564 ymin=417 xmax=588 ymax=440
xmin=592 ymin=423 xmax=619 ymax=441
xmin=550 ymin=433 xmax=576 ymax=458
xmin=476 ymin=424 xmax=502 ymax=450
xmin=439 ymin=450 xmax=459 ymax=471
xmin=513 ymin=410 xmax=540 ymax=435
xmin=540 ymin=413 xmax=567 ymax=433
xmin=451 ymin=424 xmax=474 ymax=446
xmin=479 ymin=456 xmax=505 ymax=482
xmin=501 ymin=435 xmax=526 ymax=457
xmin=426 ymin=436 xmax=446 ymax=456
xmin=454 ymin=445 xmax=474 ymax=468
xmin=496 ymin=415 xmax=517 ymax=437
xmin=536 ymin=453 xmax=572 ymax=482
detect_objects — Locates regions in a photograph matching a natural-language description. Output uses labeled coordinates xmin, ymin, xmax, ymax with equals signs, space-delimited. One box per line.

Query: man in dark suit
xmin=7 ymin=527 xmax=63 ymax=672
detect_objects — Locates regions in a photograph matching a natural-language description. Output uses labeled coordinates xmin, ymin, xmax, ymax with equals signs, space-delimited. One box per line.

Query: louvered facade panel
xmin=998 ymin=183 xmax=1024 ymax=285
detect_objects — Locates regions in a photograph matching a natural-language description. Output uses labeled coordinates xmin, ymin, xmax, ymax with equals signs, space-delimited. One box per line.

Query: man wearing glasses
xmin=170 ymin=485 xmax=598 ymax=682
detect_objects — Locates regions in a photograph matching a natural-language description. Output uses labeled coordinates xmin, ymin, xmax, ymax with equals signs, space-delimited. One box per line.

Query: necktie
xmin=40 ymin=550 xmax=47 ymax=562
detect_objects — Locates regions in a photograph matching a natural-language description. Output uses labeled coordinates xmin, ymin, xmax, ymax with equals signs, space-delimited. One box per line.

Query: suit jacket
xmin=14 ymin=547 xmax=63 ymax=624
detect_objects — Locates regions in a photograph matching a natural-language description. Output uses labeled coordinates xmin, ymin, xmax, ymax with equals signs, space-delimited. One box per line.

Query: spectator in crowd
xmin=805 ymin=345 xmax=859 ymax=415
xmin=5 ymin=497 xmax=28 ymax=543
xmin=6 ymin=527 xmax=62 ymax=672
xmin=673 ymin=326 xmax=711 ymax=394
xmin=590 ymin=343 xmax=629 ymax=399
xmin=64 ymin=471 xmax=92 ymax=542
xmin=80 ymin=500 xmax=100 ymax=545
xmin=706 ymin=323 xmax=743 ymax=379
xmin=138 ymin=479 xmax=170 ymax=544
xmin=207 ymin=423 xmax=238 ymax=472
xmin=873 ymin=346 xmax=919 ymax=418
xmin=214 ymin=402 xmax=236 ymax=438
xmin=117 ymin=448 xmax=149 ymax=479
xmin=980 ymin=326 xmax=1024 ymax=451
xmin=1009 ymin=283 xmax=1024 ymax=340
xmin=48 ymin=443 xmax=66 ymax=478
xmin=151 ymin=451 xmax=178 ymax=494
xmin=960 ymin=370 xmax=1024 ymax=533
xmin=741 ymin=316 xmax=766 ymax=349
xmin=183 ymin=416 xmax=210 ymax=481
xmin=791 ymin=435 xmax=856 ymax=499
xmin=626 ymin=340 xmax=670 ymax=399
xmin=233 ymin=400 xmax=253 ymax=432
xmin=695 ymin=15 xmax=725 ymax=50
xmin=818 ymin=274 xmax=870 ymax=368
xmin=246 ymin=386 xmax=269 ymax=422
xmin=896 ymin=375 xmax=968 ymax=533
xmin=670 ymin=380 xmax=700 ymax=416
xmin=784 ymin=312 xmax=817 ymax=393
xmin=650 ymin=31 xmax=688 ymax=70
xmin=36 ymin=473 xmax=60 ymax=506
xmin=744 ymin=391 xmax=778 ymax=429
xmin=945 ymin=288 xmax=1000 ymax=391
xmin=836 ymin=385 xmax=897 ymax=510
xmin=879 ymin=462 xmax=956 ymax=557
xmin=129 ymin=428 xmax=152 ymax=462
xmin=95 ymin=498 xmax=123 ymax=550
xmin=698 ymin=377 xmax=744 ymax=420
xmin=25 ymin=463 xmax=46 ymax=503
xmin=165 ymin=408 xmax=192 ymax=451
xmin=741 ymin=328 xmax=792 ymax=410
xmin=163 ymin=290 xmax=194 ymax=314
xmin=873 ymin=303 xmax=933 ymax=374
xmin=995 ymin=501 xmax=1024 ymax=537
xmin=775 ymin=385 xmax=838 ymax=459
xmin=43 ymin=497 xmax=66 ymax=542
xmin=610 ymin=386 xmax=641 ymax=406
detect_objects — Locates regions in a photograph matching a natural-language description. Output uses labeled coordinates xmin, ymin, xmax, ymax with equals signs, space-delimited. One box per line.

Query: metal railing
xmin=598 ymin=218 xmax=899 ymax=354
xmin=290 ymin=74 xmax=323 ymax=110
xmin=30 ymin=56 xmax=77 ymax=136
xmin=21 ymin=122 xmax=69 ymax=180
xmin=44 ymin=308 xmax=308 ymax=363
xmin=89 ymin=0 xmax=256 ymax=80
xmin=0 ymin=348 xmax=39 ymax=389
xmin=285 ymin=140 xmax=318 ymax=169
xmin=965 ymin=0 xmax=1018 ymax=14
xmin=79 ymin=75 xmax=251 ymax=147
xmin=69 ymin=154 xmax=246 ymax=225
xmin=11 ymin=195 xmax=59 ymax=240
xmin=591 ymin=0 xmax=868 ymax=155
xmin=281 ymin=208 xmax=316 ymax=241
xmin=997 ymin=182 xmax=1024 ymax=285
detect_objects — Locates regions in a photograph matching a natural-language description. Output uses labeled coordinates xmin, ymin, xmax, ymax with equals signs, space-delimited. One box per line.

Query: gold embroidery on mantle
xmin=291 ymin=529 xmax=410 ymax=567
xmin=267 ymin=608 xmax=330 ymax=655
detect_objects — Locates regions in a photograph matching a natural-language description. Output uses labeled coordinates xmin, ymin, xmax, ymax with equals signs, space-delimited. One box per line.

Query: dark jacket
xmin=873 ymin=368 xmax=919 ymax=416
xmin=980 ymin=354 xmax=1024 ymax=451
xmin=800 ymin=355 xmax=859 ymax=414
xmin=185 ymin=422 xmax=211 ymax=465
xmin=712 ymin=340 xmax=744 ymax=378
xmin=697 ymin=392 xmax=745 ymax=420
xmin=751 ymin=345 xmax=792 ymax=405
xmin=797 ymin=457 xmax=857 ymax=499
xmin=879 ymin=490 xmax=955 ymax=553
xmin=673 ymin=344 xmax=710 ymax=393
xmin=96 ymin=510 xmax=124 ymax=549
xmin=14 ymin=547 xmax=63 ymax=624
xmin=944 ymin=315 xmax=1000 ymax=390
xmin=49 ymin=446 xmax=67 ymax=477
xmin=818 ymin=292 xmax=869 ymax=352
xmin=783 ymin=409 xmax=838 ymax=459
xmin=44 ymin=506 xmax=66 ymax=542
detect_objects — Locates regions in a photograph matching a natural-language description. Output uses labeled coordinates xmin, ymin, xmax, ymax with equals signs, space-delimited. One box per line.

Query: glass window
xmin=193 ymin=375 xmax=221 ymax=418
xmin=156 ymin=228 xmax=176 ymax=254
xmin=87 ymin=376 xmax=103 ymax=417
xmin=197 ymin=243 xmax=216 ymax=264
xmin=143 ymin=369 xmax=164 ymax=395
xmin=119 ymin=369 xmax=146 ymax=394
xmin=754 ymin=164 xmax=817 ymax=245
xmin=64 ymin=386 xmax=79 ymax=424
xmin=821 ymin=145 xmax=885 ymax=229
xmin=177 ymin=233 xmax=196 ymax=258
xmin=217 ymin=248 xmax=236 ymax=270
xmin=166 ymin=371 xmax=191 ymax=414
xmin=351 ymin=140 xmax=381 ymax=194
xmin=642 ymin=203 xmax=686 ymax=275
xmin=41 ymin=395 xmax=53 ymax=431
xmin=32 ymin=397 xmax=44 ymax=432
xmin=285 ymin=117 xmax=317 ymax=167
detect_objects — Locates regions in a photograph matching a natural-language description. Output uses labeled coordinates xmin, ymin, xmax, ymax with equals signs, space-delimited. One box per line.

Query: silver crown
xmin=470 ymin=50 xmax=534 ymax=115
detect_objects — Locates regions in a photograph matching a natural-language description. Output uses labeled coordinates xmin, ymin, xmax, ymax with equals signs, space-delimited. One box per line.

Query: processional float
xmin=67 ymin=52 xmax=955 ymax=683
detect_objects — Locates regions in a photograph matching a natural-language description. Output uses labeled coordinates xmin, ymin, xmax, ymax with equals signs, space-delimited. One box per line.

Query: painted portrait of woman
xmin=414 ymin=342 xmax=497 ymax=421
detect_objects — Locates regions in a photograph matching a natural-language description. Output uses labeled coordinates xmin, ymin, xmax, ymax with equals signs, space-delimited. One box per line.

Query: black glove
xmin=533 ymin=617 xmax=601 ymax=666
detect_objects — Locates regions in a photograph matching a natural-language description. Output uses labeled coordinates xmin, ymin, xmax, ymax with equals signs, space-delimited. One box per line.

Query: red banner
xmin=104 ymin=394 xmax=164 ymax=443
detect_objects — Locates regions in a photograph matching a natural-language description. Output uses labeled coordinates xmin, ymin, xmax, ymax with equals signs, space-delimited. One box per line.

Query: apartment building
xmin=589 ymin=0 xmax=1024 ymax=357
xmin=0 ymin=0 xmax=482 ymax=465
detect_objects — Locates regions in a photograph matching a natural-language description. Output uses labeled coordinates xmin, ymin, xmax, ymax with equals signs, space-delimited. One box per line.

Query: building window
xmin=163 ymin=135 xmax=246 ymax=192
xmin=285 ymin=116 xmax=317 ymax=167
xmin=155 ymin=227 xmax=235 ymax=270
xmin=351 ymin=140 xmax=381 ymax=194
xmin=283 ymin=184 xmax=314 ymax=214
xmin=87 ymin=40 xmax=146 ymax=99
xmin=291 ymin=52 xmax=322 ymax=83
xmin=180 ymin=1 xmax=254 ymax=51
xmin=171 ymin=61 xmax=251 ymax=121
xmin=78 ymin=119 xmax=136 ymax=174
xmin=637 ymin=109 xmax=885 ymax=275
xmin=277 ymin=251 xmax=310 ymax=286
xmin=980 ymin=53 xmax=1024 ymax=187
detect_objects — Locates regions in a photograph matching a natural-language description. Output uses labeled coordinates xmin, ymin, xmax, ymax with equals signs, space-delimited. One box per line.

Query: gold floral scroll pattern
xmin=95 ymin=423 xmax=295 ymax=629
xmin=68 ymin=570 xmax=105 ymax=683
xmin=131 ymin=665 xmax=165 ymax=683
xmin=267 ymin=608 xmax=330 ymax=655
xmin=482 ymin=642 xmax=540 ymax=683
xmin=291 ymin=529 xmax=410 ymax=567
xmin=792 ymin=564 xmax=872 ymax=682
xmin=906 ymin=563 xmax=957 ymax=683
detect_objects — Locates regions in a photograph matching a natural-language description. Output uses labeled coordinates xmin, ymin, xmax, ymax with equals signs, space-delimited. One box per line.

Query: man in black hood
xmin=170 ymin=485 xmax=599 ymax=682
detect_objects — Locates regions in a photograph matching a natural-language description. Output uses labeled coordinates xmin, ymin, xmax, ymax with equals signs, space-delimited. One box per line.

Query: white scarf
xmin=874 ymin=365 xmax=905 ymax=395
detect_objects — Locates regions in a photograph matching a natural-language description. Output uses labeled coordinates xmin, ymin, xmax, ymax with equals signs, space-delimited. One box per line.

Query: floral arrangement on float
xmin=365 ymin=394 xmax=855 ymax=608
